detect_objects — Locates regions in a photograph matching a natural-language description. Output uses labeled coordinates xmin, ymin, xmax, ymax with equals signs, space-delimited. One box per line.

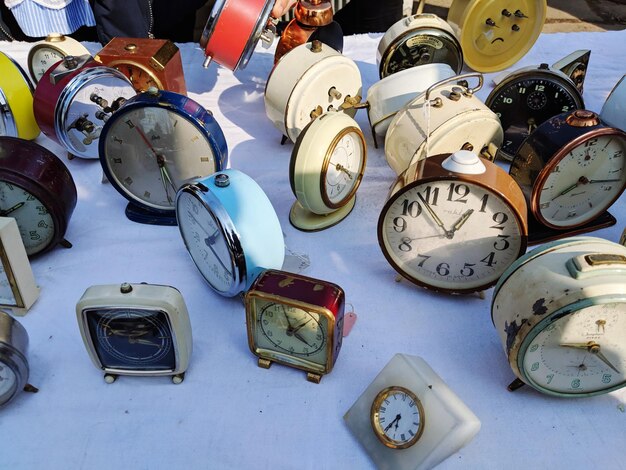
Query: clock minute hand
xmin=587 ymin=178 xmax=622 ymax=184
xmin=416 ymin=193 xmax=451 ymax=238
xmin=384 ymin=414 xmax=401 ymax=432
xmin=560 ymin=341 xmax=621 ymax=373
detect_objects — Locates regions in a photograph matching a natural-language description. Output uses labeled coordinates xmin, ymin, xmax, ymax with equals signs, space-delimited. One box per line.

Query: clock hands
xmin=448 ymin=209 xmax=474 ymax=236
xmin=384 ymin=414 xmax=402 ymax=433
xmin=560 ymin=341 xmax=620 ymax=373
xmin=331 ymin=162 xmax=353 ymax=180
xmin=551 ymin=176 xmax=621 ymax=202
xmin=0 ymin=201 xmax=24 ymax=216
xmin=416 ymin=193 xmax=452 ymax=238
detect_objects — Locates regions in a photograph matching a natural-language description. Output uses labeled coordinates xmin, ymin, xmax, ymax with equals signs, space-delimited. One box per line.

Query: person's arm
xmin=271 ymin=0 xmax=298 ymax=18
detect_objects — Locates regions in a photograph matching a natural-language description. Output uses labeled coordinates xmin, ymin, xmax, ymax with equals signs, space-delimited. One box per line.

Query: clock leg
xmin=172 ymin=372 xmax=185 ymax=384
xmin=306 ymin=372 xmax=321 ymax=384
xmin=507 ymin=378 xmax=526 ymax=392
xmin=258 ymin=358 xmax=272 ymax=369
xmin=104 ymin=373 xmax=118 ymax=384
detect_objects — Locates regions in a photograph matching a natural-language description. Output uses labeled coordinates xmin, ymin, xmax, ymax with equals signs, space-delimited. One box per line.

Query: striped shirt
xmin=5 ymin=0 xmax=95 ymax=37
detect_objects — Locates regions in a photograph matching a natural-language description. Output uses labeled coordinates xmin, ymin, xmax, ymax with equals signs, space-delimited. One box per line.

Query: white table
xmin=1 ymin=30 xmax=625 ymax=469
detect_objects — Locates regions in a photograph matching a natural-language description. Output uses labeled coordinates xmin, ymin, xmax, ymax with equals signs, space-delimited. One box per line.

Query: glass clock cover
xmin=492 ymin=236 xmax=626 ymax=397
xmin=176 ymin=169 xmax=285 ymax=297
xmin=100 ymin=89 xmax=228 ymax=217
xmin=76 ymin=283 xmax=192 ymax=378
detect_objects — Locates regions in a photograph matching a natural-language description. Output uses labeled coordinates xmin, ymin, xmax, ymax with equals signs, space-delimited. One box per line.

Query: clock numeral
xmin=36 ymin=205 xmax=48 ymax=216
xmin=530 ymin=344 xmax=539 ymax=352
xmin=602 ymin=186 xmax=613 ymax=192
xmin=490 ymin=212 xmax=509 ymax=230
xmin=379 ymin=406 xmax=386 ymax=413
xmin=398 ymin=238 xmax=412 ymax=252
xmin=37 ymin=220 xmax=49 ymax=229
xmin=584 ymin=138 xmax=598 ymax=147
xmin=460 ymin=263 xmax=475 ymax=277
xmin=393 ymin=217 xmax=406 ymax=233
xmin=29 ymin=230 xmax=41 ymax=241
xmin=534 ymin=85 xmax=545 ymax=92
xmin=113 ymin=157 xmax=122 ymax=164
xmin=566 ymin=210 xmax=577 ymax=218
xmin=539 ymin=202 xmax=550 ymax=209
xmin=571 ymin=379 xmax=581 ymax=389
xmin=531 ymin=362 xmax=539 ymax=371
xmin=561 ymin=105 xmax=570 ymax=112
xmin=114 ymin=137 xmax=123 ymax=145
xmin=200 ymin=157 xmax=210 ymax=162
xmin=494 ymin=235 xmax=510 ymax=251
xmin=421 ymin=186 xmax=439 ymax=206
xmin=602 ymin=374 xmax=612 ymax=384
xmin=416 ymin=254 xmax=430 ymax=267
xmin=546 ymin=374 xmax=554 ymax=384
xmin=481 ymin=252 xmax=496 ymax=267
xmin=518 ymin=87 xmax=527 ymax=94
xmin=479 ymin=194 xmax=489 ymax=213
xmin=436 ymin=262 xmax=450 ymax=276
xmin=613 ymin=150 xmax=623 ymax=158
xmin=408 ymin=400 xmax=415 ymax=407
xmin=124 ymin=119 xmax=135 ymax=129
xmin=124 ymin=177 xmax=133 ymax=186
xmin=552 ymin=165 xmax=561 ymax=173
xmin=447 ymin=183 xmax=469 ymax=203
xmin=26 ymin=194 xmax=35 ymax=201
xmin=502 ymin=97 xmax=513 ymax=104
xmin=400 ymin=434 xmax=407 ymax=441
xmin=401 ymin=199 xmax=422 ymax=218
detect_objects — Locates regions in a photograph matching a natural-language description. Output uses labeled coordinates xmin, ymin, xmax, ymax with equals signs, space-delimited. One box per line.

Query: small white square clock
xmin=0 ymin=217 xmax=39 ymax=315
xmin=344 ymin=353 xmax=481 ymax=470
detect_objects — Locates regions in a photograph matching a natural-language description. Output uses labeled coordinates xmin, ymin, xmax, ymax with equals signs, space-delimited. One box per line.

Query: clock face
xmin=371 ymin=386 xmax=424 ymax=449
xmin=102 ymin=105 xmax=218 ymax=211
xmin=0 ymin=181 xmax=55 ymax=256
xmin=323 ymin=129 xmax=365 ymax=207
xmin=113 ymin=63 xmax=160 ymax=92
xmin=0 ymin=359 xmax=17 ymax=404
xmin=378 ymin=179 xmax=524 ymax=292
xmin=535 ymin=134 xmax=626 ymax=228
xmin=176 ymin=190 xmax=235 ymax=294
xmin=487 ymin=75 xmax=582 ymax=157
xmin=30 ymin=47 xmax=64 ymax=82
xmin=85 ymin=308 xmax=176 ymax=371
xmin=251 ymin=298 xmax=328 ymax=373
xmin=521 ymin=301 xmax=626 ymax=396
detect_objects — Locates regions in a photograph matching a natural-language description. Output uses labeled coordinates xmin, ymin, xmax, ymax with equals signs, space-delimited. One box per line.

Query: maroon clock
xmin=244 ymin=269 xmax=345 ymax=383
xmin=0 ymin=137 xmax=77 ymax=256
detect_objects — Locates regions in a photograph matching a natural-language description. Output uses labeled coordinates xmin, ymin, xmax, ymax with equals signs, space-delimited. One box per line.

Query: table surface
xmin=1 ymin=30 xmax=625 ymax=470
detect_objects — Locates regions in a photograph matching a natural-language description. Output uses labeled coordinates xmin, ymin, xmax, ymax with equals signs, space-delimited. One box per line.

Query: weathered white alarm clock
xmin=344 ymin=353 xmax=481 ymax=469
xmin=492 ymin=237 xmax=626 ymax=397
xmin=447 ymin=0 xmax=547 ymax=72
xmin=385 ymin=73 xmax=503 ymax=176
xmin=265 ymin=40 xmax=362 ymax=143
xmin=377 ymin=10 xmax=463 ymax=78
xmin=27 ymin=33 xmax=91 ymax=83
xmin=0 ymin=218 xmax=39 ymax=316
xmin=366 ymin=63 xmax=456 ymax=147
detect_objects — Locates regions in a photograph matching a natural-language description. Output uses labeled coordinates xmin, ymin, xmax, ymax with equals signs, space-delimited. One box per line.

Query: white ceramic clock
xmin=289 ymin=111 xmax=366 ymax=231
xmin=265 ymin=40 xmax=362 ymax=143
xmin=344 ymin=353 xmax=481 ymax=469
xmin=0 ymin=217 xmax=39 ymax=315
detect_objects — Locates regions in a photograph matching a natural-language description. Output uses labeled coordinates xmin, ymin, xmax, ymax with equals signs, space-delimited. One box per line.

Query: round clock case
xmin=176 ymin=169 xmax=285 ymax=297
xmin=447 ymin=0 xmax=547 ymax=72
xmin=200 ymin=0 xmax=276 ymax=71
xmin=378 ymin=151 xmax=528 ymax=294
xmin=0 ymin=51 xmax=40 ymax=141
xmin=99 ymin=89 xmax=228 ymax=224
xmin=265 ymin=40 xmax=362 ymax=143
xmin=377 ymin=13 xmax=463 ymax=78
xmin=492 ymin=236 xmax=626 ymax=397
xmin=385 ymin=74 xmax=503 ymax=176
xmin=485 ymin=63 xmax=584 ymax=160
xmin=27 ymin=33 xmax=91 ymax=83
xmin=0 ymin=136 xmax=77 ymax=257
xmin=510 ymin=109 xmax=626 ymax=231
xmin=0 ymin=310 xmax=29 ymax=407
xmin=33 ymin=55 xmax=137 ymax=159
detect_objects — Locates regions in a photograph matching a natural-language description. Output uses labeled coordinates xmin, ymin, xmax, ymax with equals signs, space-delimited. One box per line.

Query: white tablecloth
xmin=1 ymin=30 xmax=625 ymax=469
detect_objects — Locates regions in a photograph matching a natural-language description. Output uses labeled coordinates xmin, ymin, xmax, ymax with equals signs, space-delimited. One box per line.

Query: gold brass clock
xmin=370 ymin=386 xmax=425 ymax=449
xmin=27 ymin=33 xmax=91 ymax=83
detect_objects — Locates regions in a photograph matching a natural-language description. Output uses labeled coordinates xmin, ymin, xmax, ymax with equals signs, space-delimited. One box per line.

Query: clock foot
xmin=306 ymin=372 xmax=321 ymax=384
xmin=59 ymin=238 xmax=72 ymax=249
xmin=258 ymin=358 xmax=272 ymax=369
xmin=104 ymin=373 xmax=118 ymax=384
xmin=507 ymin=378 xmax=525 ymax=392
xmin=172 ymin=373 xmax=185 ymax=384
xmin=202 ymin=55 xmax=212 ymax=68
xmin=67 ymin=152 xmax=75 ymax=160
xmin=280 ymin=135 xmax=288 ymax=145
xmin=289 ymin=198 xmax=356 ymax=232
xmin=23 ymin=383 xmax=39 ymax=393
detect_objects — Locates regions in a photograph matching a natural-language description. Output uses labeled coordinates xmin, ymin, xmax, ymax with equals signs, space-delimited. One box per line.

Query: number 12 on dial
xmin=378 ymin=151 xmax=528 ymax=294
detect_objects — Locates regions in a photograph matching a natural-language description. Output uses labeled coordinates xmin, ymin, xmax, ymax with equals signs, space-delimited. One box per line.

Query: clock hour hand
xmin=587 ymin=178 xmax=622 ymax=184
xmin=292 ymin=318 xmax=312 ymax=334
xmin=157 ymin=154 xmax=178 ymax=204
xmin=416 ymin=193 xmax=451 ymax=238
xmin=448 ymin=209 xmax=474 ymax=236
xmin=128 ymin=337 xmax=161 ymax=347
xmin=204 ymin=238 xmax=232 ymax=276
xmin=0 ymin=201 xmax=25 ymax=216
xmin=384 ymin=414 xmax=401 ymax=432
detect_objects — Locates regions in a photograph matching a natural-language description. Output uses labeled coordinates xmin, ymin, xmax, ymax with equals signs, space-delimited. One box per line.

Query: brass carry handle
xmin=424 ymin=72 xmax=484 ymax=105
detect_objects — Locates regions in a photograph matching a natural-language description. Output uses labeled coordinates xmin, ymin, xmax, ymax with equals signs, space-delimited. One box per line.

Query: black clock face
xmin=86 ymin=308 xmax=175 ymax=371
xmin=487 ymin=76 xmax=582 ymax=158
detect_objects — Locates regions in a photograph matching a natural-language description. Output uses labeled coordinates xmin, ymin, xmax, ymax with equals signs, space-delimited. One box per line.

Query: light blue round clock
xmin=176 ymin=169 xmax=285 ymax=297
xmin=100 ymin=88 xmax=228 ymax=225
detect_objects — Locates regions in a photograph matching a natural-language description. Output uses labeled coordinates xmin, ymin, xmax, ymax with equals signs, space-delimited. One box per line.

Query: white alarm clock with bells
xmin=384 ymin=73 xmax=503 ymax=177
xmin=265 ymin=40 xmax=362 ymax=144
xmin=344 ymin=353 xmax=481 ymax=470
xmin=289 ymin=111 xmax=366 ymax=231
xmin=0 ymin=218 xmax=39 ymax=316
xmin=492 ymin=237 xmax=626 ymax=397
xmin=365 ymin=62 xmax=456 ymax=148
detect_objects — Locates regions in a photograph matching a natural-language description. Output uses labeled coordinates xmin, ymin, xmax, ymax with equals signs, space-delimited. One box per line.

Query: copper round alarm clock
xmin=0 ymin=137 xmax=77 ymax=256
xmin=510 ymin=109 xmax=626 ymax=232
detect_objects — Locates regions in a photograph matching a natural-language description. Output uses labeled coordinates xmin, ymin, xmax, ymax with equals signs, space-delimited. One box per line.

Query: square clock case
xmin=344 ymin=354 xmax=480 ymax=470
xmin=76 ymin=283 xmax=192 ymax=384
